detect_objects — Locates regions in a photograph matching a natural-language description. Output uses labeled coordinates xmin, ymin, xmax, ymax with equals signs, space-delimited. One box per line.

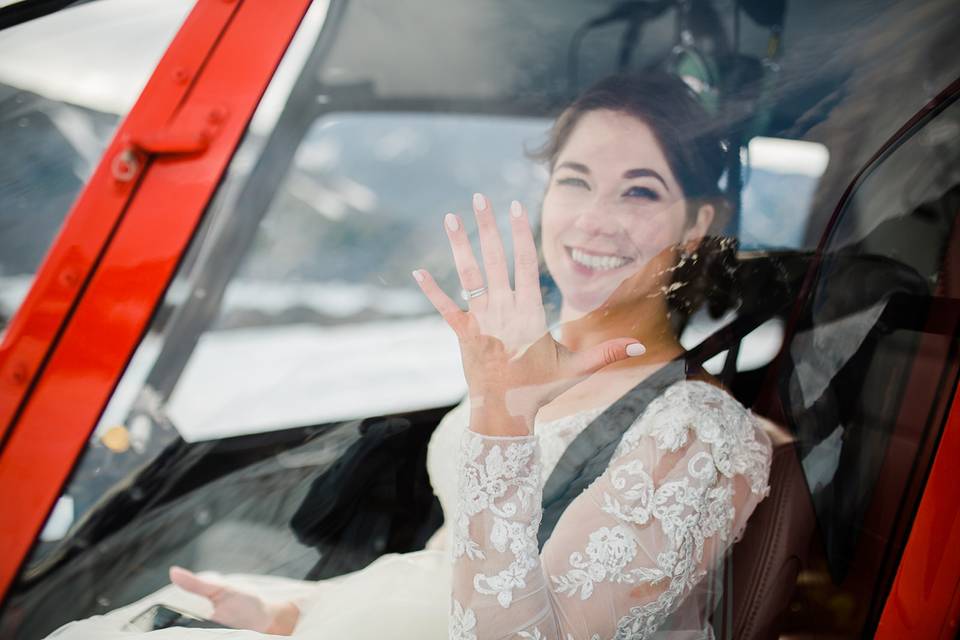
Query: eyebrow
xmin=623 ymin=168 xmax=670 ymax=192
xmin=555 ymin=162 xmax=671 ymax=193
xmin=555 ymin=161 xmax=590 ymax=175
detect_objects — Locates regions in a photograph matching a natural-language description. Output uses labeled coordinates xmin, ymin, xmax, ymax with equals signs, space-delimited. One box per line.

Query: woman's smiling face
xmin=542 ymin=109 xmax=705 ymax=316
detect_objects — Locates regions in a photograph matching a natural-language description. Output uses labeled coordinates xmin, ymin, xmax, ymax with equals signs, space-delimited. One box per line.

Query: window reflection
xmin=780 ymin=95 xmax=960 ymax=635
xmin=155 ymin=113 xmax=550 ymax=440
xmin=4 ymin=0 xmax=960 ymax=638
xmin=740 ymin=136 xmax=829 ymax=250
xmin=0 ymin=0 xmax=192 ymax=337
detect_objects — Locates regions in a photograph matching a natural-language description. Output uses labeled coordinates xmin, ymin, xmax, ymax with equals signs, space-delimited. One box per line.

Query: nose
xmin=573 ymin=199 xmax=619 ymax=236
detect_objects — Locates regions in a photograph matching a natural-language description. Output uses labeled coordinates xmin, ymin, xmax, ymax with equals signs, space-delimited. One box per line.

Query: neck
xmin=558 ymin=294 xmax=683 ymax=369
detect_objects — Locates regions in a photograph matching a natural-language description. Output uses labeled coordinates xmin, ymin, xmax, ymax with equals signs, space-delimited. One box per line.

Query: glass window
xmin=158 ymin=112 xmax=549 ymax=440
xmin=739 ymin=136 xmax=829 ymax=250
xmin=0 ymin=0 xmax=193 ymax=339
xmin=778 ymin=95 xmax=960 ymax=637
xmin=4 ymin=0 xmax=960 ymax=638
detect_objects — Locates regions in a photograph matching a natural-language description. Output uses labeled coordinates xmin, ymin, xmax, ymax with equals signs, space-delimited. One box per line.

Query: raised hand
xmin=168 ymin=566 xmax=300 ymax=635
xmin=413 ymin=194 xmax=644 ymax=436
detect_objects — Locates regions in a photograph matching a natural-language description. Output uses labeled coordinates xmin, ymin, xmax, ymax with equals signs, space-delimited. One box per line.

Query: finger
xmin=561 ymin=339 xmax=646 ymax=379
xmin=412 ymin=269 xmax=469 ymax=334
xmin=472 ymin=193 xmax=511 ymax=295
xmin=508 ymin=200 xmax=542 ymax=307
xmin=443 ymin=212 xmax=486 ymax=308
xmin=170 ymin=566 xmax=224 ymax=599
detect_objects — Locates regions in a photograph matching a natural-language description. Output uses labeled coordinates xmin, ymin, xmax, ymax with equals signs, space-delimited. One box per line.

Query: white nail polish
xmin=510 ymin=200 xmax=522 ymax=218
xmin=473 ymin=193 xmax=486 ymax=211
xmin=626 ymin=343 xmax=646 ymax=357
xmin=444 ymin=213 xmax=460 ymax=231
xmin=412 ymin=270 xmax=425 ymax=283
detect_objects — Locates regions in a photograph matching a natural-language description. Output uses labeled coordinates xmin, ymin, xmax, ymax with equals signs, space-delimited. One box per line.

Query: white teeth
xmin=570 ymin=248 xmax=630 ymax=271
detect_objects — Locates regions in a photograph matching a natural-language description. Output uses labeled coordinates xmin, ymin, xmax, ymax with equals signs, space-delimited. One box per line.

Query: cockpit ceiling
xmin=315 ymin=0 xmax=959 ymax=137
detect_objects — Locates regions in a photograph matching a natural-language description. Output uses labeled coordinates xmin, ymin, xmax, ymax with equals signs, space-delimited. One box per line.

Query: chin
xmin=555 ymin=274 xmax=632 ymax=316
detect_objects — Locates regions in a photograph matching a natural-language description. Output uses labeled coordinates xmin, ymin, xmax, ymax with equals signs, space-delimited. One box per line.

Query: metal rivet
xmin=207 ymin=106 xmax=227 ymax=124
xmin=60 ymin=268 xmax=79 ymax=288
xmin=112 ymin=148 xmax=139 ymax=182
xmin=11 ymin=363 xmax=28 ymax=384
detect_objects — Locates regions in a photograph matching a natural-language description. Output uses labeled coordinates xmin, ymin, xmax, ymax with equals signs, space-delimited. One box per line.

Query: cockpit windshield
xmin=3 ymin=1 xmax=960 ymax=638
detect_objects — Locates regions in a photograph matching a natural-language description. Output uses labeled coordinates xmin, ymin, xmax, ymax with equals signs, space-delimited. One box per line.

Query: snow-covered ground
xmin=96 ymin=314 xmax=465 ymax=443
xmin=219 ymin=278 xmax=431 ymax=319
xmin=3 ymin=275 xmax=461 ymax=442
xmin=167 ymin=316 xmax=464 ymax=441
xmin=8 ymin=276 xmax=781 ymax=444
xmin=102 ymin=309 xmax=779 ymax=444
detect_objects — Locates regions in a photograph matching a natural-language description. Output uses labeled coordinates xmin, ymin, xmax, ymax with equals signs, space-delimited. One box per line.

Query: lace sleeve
xmin=449 ymin=381 xmax=772 ymax=640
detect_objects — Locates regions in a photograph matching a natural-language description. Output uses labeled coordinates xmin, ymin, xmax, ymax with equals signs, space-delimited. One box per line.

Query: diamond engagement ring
xmin=461 ymin=286 xmax=488 ymax=300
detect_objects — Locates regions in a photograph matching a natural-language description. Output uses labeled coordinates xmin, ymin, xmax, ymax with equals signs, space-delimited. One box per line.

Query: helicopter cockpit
xmin=1 ymin=0 xmax=959 ymax=637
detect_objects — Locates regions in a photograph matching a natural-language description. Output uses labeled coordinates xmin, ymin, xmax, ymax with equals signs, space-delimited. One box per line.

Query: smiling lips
xmin=566 ymin=246 xmax=635 ymax=273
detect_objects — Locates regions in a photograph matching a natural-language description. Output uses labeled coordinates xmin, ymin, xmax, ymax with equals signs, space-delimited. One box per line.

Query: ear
xmin=681 ymin=203 xmax=715 ymax=249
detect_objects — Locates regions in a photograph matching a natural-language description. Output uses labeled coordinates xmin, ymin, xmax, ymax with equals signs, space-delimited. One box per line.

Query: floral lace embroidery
xmin=550 ymin=381 xmax=770 ymax=638
xmin=455 ymin=431 xmax=542 ymax=608
xmin=603 ymin=468 xmax=735 ymax=638
xmin=552 ymin=525 xmax=668 ymax=600
xmin=537 ymin=408 xmax=605 ymax=480
xmin=450 ymin=599 xmax=477 ymax=640
xmin=615 ymin=381 xmax=770 ymax=495
xmin=615 ymin=382 xmax=766 ymax=637
xmin=452 ymin=380 xmax=772 ymax=640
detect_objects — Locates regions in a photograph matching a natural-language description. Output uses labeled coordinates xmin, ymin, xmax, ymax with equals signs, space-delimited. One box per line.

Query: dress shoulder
xmin=614 ymin=379 xmax=772 ymax=496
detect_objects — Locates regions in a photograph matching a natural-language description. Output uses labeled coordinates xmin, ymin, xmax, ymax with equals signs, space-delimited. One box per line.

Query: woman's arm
xmin=169 ymin=567 xmax=302 ymax=635
xmin=450 ymin=381 xmax=771 ymax=640
xmin=410 ymin=199 xmax=759 ymax=637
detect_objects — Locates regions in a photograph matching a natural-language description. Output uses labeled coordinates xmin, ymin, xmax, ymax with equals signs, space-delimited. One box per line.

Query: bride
xmin=46 ymin=72 xmax=771 ymax=639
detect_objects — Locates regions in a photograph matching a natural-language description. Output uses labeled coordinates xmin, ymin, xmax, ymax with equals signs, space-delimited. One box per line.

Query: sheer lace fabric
xmin=450 ymin=380 xmax=772 ymax=640
xmin=42 ymin=380 xmax=770 ymax=640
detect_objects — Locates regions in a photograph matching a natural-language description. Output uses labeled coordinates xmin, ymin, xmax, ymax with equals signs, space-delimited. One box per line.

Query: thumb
xmin=561 ymin=338 xmax=645 ymax=379
xmin=169 ymin=566 xmax=224 ymax=599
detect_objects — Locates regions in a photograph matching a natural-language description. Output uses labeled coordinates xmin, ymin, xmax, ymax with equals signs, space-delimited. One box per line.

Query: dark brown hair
xmin=534 ymin=72 xmax=739 ymax=331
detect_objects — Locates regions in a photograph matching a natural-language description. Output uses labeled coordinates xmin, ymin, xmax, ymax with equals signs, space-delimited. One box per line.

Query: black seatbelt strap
xmin=537 ymin=355 xmax=706 ymax=548
xmin=534 ymin=298 xmax=786 ymax=548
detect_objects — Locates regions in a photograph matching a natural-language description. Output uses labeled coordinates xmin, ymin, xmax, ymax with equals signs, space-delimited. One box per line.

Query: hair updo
xmin=532 ymin=72 xmax=740 ymax=332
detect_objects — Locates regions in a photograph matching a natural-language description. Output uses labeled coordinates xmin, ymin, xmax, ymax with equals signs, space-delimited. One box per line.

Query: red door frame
xmin=875 ymin=386 xmax=960 ymax=638
xmin=0 ymin=0 xmax=238 ymax=444
xmin=0 ymin=0 xmax=313 ymax=603
xmin=0 ymin=0 xmax=958 ymax=635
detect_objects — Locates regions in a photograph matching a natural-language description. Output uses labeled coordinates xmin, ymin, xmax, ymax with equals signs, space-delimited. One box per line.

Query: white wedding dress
xmin=46 ymin=380 xmax=771 ymax=640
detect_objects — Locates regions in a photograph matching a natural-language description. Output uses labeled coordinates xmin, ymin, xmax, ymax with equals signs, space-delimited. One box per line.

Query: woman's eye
xmin=556 ymin=177 xmax=590 ymax=189
xmin=623 ymin=185 xmax=660 ymax=200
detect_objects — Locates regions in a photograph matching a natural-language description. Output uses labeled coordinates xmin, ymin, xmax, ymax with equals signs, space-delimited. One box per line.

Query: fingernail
xmin=444 ymin=213 xmax=460 ymax=231
xmin=626 ymin=343 xmax=646 ymax=357
xmin=412 ymin=269 xmax=425 ymax=283
xmin=510 ymin=200 xmax=522 ymax=218
xmin=473 ymin=193 xmax=486 ymax=211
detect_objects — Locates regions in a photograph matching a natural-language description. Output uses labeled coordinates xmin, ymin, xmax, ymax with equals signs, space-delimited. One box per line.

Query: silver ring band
xmin=461 ymin=286 xmax=488 ymax=300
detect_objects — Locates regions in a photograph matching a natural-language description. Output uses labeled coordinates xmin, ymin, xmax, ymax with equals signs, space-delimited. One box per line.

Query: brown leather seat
xmin=710 ymin=185 xmax=959 ymax=638
xmin=713 ymin=431 xmax=816 ymax=640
